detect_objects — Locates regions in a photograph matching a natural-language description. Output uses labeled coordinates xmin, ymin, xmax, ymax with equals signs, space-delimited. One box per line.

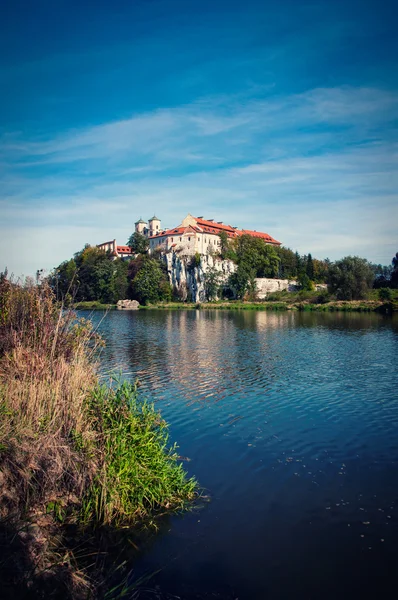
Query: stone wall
xmin=255 ymin=278 xmax=298 ymax=299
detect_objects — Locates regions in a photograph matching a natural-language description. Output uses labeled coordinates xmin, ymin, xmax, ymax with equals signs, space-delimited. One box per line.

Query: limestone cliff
xmin=162 ymin=251 xmax=309 ymax=301
xmin=163 ymin=252 xmax=236 ymax=302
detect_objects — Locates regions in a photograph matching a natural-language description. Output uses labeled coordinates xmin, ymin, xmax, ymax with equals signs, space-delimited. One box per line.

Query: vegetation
xmin=127 ymin=231 xmax=149 ymax=254
xmin=49 ymin=235 xmax=397 ymax=308
xmin=130 ymin=257 xmax=172 ymax=304
xmin=50 ymin=243 xmax=172 ymax=306
xmin=0 ymin=277 xmax=197 ymax=596
xmin=203 ymin=266 xmax=221 ymax=301
xmin=327 ymin=256 xmax=374 ymax=300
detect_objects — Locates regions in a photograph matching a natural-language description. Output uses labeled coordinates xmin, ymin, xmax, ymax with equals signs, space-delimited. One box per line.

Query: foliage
xmin=306 ymin=253 xmax=314 ymax=280
xmin=274 ymin=247 xmax=329 ymax=282
xmin=218 ymin=231 xmax=236 ymax=260
xmin=391 ymin=252 xmax=398 ymax=289
xmin=0 ymin=278 xmax=197 ymax=594
xmin=227 ymin=235 xmax=280 ymax=298
xmin=130 ymin=258 xmax=167 ymax=305
xmin=378 ymin=287 xmax=392 ymax=301
xmin=189 ymin=252 xmax=201 ymax=270
xmin=127 ymin=231 xmax=149 ymax=254
xmin=83 ymin=381 xmax=196 ymax=526
xmin=297 ymin=272 xmax=315 ymax=291
xmin=50 ymin=245 xmax=130 ymax=304
xmin=327 ymin=256 xmax=374 ymax=300
xmin=204 ymin=266 xmax=221 ymax=301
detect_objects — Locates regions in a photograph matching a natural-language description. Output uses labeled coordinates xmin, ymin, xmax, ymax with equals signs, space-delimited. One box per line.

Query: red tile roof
xmin=117 ymin=246 xmax=133 ymax=253
xmin=148 ymin=217 xmax=281 ymax=245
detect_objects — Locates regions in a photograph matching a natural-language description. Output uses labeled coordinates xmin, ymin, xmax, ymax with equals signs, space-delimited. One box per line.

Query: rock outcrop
xmin=163 ymin=252 xmax=235 ymax=302
xmin=117 ymin=299 xmax=140 ymax=310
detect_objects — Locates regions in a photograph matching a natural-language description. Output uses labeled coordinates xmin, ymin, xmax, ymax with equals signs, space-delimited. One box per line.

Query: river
xmin=82 ymin=309 xmax=398 ymax=599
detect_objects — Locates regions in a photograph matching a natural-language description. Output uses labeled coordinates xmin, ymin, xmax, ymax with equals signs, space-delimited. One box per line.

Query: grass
xmin=82 ymin=380 xmax=197 ymax=527
xmin=0 ymin=276 xmax=197 ymax=598
xmin=73 ymin=300 xmax=117 ymax=310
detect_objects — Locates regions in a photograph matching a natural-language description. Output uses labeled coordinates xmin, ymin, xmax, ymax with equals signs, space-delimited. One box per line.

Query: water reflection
xmin=82 ymin=309 xmax=398 ymax=600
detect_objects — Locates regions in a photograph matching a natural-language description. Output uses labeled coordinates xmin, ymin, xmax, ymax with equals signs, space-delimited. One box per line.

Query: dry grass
xmin=0 ymin=278 xmax=101 ymax=521
xmin=0 ymin=276 xmax=197 ymax=598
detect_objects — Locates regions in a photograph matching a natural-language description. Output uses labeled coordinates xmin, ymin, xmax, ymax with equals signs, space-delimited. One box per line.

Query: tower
xmin=148 ymin=215 xmax=161 ymax=237
xmin=135 ymin=218 xmax=148 ymax=236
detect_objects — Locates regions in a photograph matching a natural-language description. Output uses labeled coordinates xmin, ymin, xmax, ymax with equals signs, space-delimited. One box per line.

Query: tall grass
xmin=0 ymin=276 xmax=197 ymax=596
xmin=83 ymin=380 xmax=197 ymax=526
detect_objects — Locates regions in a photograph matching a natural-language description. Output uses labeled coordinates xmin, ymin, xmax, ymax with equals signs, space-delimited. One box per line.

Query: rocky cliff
xmin=163 ymin=252 xmax=236 ymax=302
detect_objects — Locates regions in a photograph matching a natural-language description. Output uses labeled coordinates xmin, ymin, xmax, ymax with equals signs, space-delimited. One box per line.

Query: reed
xmin=0 ymin=276 xmax=197 ymax=597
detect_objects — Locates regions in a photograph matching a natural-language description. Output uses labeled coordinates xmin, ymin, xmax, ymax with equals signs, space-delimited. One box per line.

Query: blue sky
xmin=1 ymin=0 xmax=397 ymax=277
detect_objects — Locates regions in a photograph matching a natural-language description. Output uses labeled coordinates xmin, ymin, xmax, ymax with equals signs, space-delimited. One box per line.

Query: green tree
xmin=228 ymin=264 xmax=254 ymax=299
xmin=204 ymin=266 xmax=221 ymax=301
xmin=127 ymin=232 xmax=149 ymax=254
xmin=306 ymin=253 xmax=314 ymax=280
xmin=391 ymin=252 xmax=398 ymax=289
xmin=218 ymin=231 xmax=236 ymax=260
xmin=327 ymin=256 xmax=374 ymax=300
xmin=51 ymin=246 xmax=131 ymax=304
xmin=131 ymin=258 xmax=164 ymax=304
xmin=297 ymin=272 xmax=314 ymax=291
xmin=378 ymin=288 xmax=392 ymax=301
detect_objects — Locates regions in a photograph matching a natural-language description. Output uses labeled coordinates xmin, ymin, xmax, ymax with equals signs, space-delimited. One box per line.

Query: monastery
xmin=98 ymin=214 xmax=281 ymax=258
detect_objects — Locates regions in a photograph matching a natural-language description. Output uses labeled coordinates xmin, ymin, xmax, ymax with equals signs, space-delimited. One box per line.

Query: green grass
xmin=73 ymin=300 xmax=117 ymax=310
xmin=82 ymin=380 xmax=197 ymax=527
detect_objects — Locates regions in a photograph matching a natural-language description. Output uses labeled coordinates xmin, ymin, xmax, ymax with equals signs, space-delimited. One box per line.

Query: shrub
xmin=378 ymin=287 xmax=392 ymax=301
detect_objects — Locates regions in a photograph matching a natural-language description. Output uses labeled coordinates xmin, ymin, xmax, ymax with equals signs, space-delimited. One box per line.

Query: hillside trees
xmin=228 ymin=235 xmax=280 ymax=298
xmin=127 ymin=232 xmax=149 ymax=254
xmin=327 ymin=256 xmax=374 ymax=300
xmin=391 ymin=252 xmax=398 ymax=288
xmin=128 ymin=256 xmax=172 ymax=304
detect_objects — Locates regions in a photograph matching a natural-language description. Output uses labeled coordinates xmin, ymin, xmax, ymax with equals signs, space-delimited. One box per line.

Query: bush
xmin=378 ymin=287 xmax=392 ymax=301
xmin=327 ymin=256 xmax=374 ymax=300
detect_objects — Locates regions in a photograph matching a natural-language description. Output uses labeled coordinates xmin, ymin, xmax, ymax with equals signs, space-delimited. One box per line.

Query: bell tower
xmin=148 ymin=215 xmax=161 ymax=237
xmin=135 ymin=218 xmax=148 ymax=236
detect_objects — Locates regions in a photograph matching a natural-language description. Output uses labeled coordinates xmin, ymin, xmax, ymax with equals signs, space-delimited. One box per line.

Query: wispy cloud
xmin=1 ymin=85 xmax=397 ymax=276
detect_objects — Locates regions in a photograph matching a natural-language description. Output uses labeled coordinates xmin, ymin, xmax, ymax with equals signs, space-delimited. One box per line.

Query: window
xmin=171 ymin=238 xmax=173 ymax=242
xmin=180 ymin=237 xmax=182 ymax=242
xmin=188 ymin=237 xmax=191 ymax=241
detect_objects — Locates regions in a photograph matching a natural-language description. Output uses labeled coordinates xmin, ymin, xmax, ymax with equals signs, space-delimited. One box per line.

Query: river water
xmin=83 ymin=309 xmax=398 ymax=599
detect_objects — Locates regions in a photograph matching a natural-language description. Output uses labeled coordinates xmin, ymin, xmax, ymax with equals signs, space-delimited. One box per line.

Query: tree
xmin=275 ymin=246 xmax=298 ymax=278
xmin=228 ymin=263 xmax=254 ymax=300
xmin=127 ymin=232 xmax=149 ymax=254
xmin=131 ymin=258 xmax=164 ymax=304
xmin=204 ymin=266 xmax=221 ymax=301
xmin=327 ymin=256 xmax=374 ymax=300
xmin=391 ymin=252 xmax=398 ymax=289
xmin=218 ymin=231 xmax=236 ymax=260
xmin=297 ymin=272 xmax=314 ymax=291
xmin=306 ymin=253 xmax=314 ymax=280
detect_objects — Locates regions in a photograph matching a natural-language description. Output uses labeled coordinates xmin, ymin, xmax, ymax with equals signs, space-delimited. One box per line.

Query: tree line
xmin=49 ymin=233 xmax=398 ymax=304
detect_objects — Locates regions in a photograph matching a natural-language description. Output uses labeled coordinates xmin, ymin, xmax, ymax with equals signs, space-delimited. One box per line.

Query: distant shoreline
xmin=73 ymin=299 xmax=397 ymax=313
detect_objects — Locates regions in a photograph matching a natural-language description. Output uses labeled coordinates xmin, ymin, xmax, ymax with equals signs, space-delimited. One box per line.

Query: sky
xmin=1 ymin=0 xmax=397 ymax=278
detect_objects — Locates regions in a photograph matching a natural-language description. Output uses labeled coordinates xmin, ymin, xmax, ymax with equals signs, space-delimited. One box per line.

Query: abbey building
xmin=98 ymin=214 xmax=281 ymax=258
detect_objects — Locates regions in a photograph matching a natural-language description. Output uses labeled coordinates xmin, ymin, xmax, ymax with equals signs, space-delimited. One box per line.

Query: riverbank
xmin=139 ymin=299 xmax=397 ymax=313
xmin=72 ymin=292 xmax=398 ymax=314
xmin=0 ymin=279 xmax=197 ymax=598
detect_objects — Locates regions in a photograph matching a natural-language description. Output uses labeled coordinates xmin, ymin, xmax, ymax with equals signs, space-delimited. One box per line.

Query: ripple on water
xmin=83 ymin=309 xmax=398 ymax=599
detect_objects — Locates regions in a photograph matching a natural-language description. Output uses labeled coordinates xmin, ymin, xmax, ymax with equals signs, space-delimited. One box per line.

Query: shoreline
xmin=73 ymin=299 xmax=397 ymax=313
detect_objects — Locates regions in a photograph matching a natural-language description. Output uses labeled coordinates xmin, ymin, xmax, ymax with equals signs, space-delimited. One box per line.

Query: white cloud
xmin=1 ymin=85 xmax=397 ymax=276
